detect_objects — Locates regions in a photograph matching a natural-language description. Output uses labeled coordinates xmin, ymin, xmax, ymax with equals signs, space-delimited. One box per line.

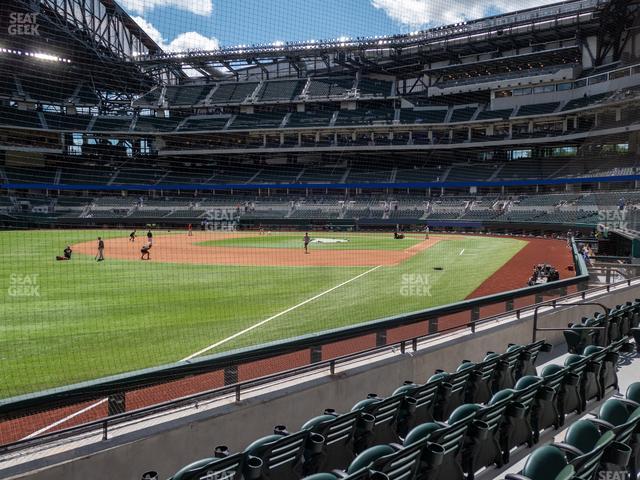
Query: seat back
xmin=169 ymin=453 xmax=256 ymax=480
xmin=519 ymin=445 xmax=575 ymax=480
xmin=519 ymin=341 xmax=550 ymax=378
xmin=599 ymin=399 xmax=640 ymax=445
xmin=495 ymin=346 xmax=522 ymax=390
xmin=302 ymin=411 xmax=359 ymax=473
xmin=352 ymin=394 xmax=403 ymax=449
xmin=245 ymin=430 xmax=309 ymax=480
xmin=371 ymin=441 xmax=424 ymax=480
xmin=466 ymin=357 xmax=499 ymax=403
xmin=563 ymin=420 xmax=615 ymax=480
xmin=393 ymin=379 xmax=440 ymax=434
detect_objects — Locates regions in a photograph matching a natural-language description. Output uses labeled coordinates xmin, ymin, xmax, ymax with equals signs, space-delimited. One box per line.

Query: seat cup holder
xmin=424 ymin=442 xmax=445 ymax=466
xmin=537 ymin=386 xmax=555 ymax=402
xmin=541 ymin=343 xmax=553 ymax=353
xmin=470 ymin=420 xmax=490 ymax=440
xmin=214 ymin=445 xmax=230 ymax=458
xmin=370 ymin=472 xmax=390 ymax=480
xmin=605 ymin=441 xmax=632 ymax=466
xmin=604 ymin=352 xmax=619 ymax=363
xmin=308 ymin=433 xmax=325 ymax=455
xmin=440 ymin=382 xmax=453 ymax=398
xmin=244 ymin=456 xmax=263 ymax=480
xmin=405 ymin=396 xmax=417 ymax=414
xmin=358 ymin=412 xmax=375 ymax=432
xmin=586 ymin=361 xmax=600 ymax=373
xmin=507 ymin=401 xmax=526 ymax=419
xmin=565 ymin=372 xmax=580 ymax=387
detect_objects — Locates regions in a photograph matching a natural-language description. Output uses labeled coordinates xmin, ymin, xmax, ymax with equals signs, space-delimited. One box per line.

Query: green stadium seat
xmin=499 ymin=376 xmax=544 ymax=463
xmin=460 ymin=390 xmax=514 ymax=478
xmin=552 ymin=419 xmax=617 ymax=480
xmin=393 ymin=379 xmax=441 ymax=437
xmin=403 ymin=403 xmax=477 ymax=480
xmin=168 ymin=452 xmax=262 ymax=480
xmin=351 ymin=394 xmax=404 ymax=452
xmin=591 ymin=398 xmax=640 ymax=479
xmin=504 ymin=445 xmax=575 ymax=480
xmin=244 ymin=427 xmax=317 ymax=480
xmin=302 ymin=410 xmax=359 ymax=474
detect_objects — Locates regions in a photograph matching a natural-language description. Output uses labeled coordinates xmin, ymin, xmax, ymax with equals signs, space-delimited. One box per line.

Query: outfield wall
xmin=5 ymin=281 xmax=640 ymax=480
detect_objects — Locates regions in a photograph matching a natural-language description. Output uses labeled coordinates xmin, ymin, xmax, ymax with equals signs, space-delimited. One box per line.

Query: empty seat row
xmin=564 ymin=301 xmax=640 ymax=355
xmin=166 ymin=341 xmax=556 ymax=480
xmin=506 ymin=383 xmax=640 ymax=480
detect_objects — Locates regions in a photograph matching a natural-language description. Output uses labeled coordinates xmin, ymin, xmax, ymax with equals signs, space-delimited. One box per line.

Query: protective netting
xmin=0 ymin=0 xmax=639 ymax=453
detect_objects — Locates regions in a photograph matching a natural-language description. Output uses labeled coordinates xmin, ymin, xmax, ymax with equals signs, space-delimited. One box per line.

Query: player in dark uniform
xmin=187 ymin=224 xmax=193 ymax=237
xmin=96 ymin=237 xmax=105 ymax=261
xmin=147 ymin=230 xmax=153 ymax=246
xmin=56 ymin=246 xmax=72 ymax=261
xmin=304 ymin=232 xmax=311 ymax=254
xmin=129 ymin=230 xmax=136 ymax=242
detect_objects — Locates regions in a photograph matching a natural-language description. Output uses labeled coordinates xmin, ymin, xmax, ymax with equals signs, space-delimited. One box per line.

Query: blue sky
xmin=121 ymin=0 xmax=563 ymax=52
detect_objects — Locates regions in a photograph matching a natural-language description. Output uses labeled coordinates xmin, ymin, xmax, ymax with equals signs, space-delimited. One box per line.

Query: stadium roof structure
xmin=129 ymin=0 xmax=626 ymax=82
xmin=0 ymin=0 xmax=173 ymax=92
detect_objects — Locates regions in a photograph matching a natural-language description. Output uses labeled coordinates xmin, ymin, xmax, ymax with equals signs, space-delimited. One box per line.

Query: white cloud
xmin=371 ymin=0 xmax=561 ymax=28
xmin=132 ymin=16 xmax=219 ymax=52
xmin=121 ymin=0 xmax=212 ymax=17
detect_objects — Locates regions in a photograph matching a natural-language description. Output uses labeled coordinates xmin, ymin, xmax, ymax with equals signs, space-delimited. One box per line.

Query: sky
xmin=120 ymin=0 xmax=566 ymax=53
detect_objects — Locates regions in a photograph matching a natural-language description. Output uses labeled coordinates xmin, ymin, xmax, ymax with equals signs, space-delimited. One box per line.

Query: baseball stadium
xmin=2 ymin=0 xmax=640 ymax=479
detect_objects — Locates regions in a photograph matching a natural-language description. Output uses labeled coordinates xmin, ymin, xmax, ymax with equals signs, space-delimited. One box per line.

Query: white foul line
xmin=459 ymin=248 xmax=465 ymax=255
xmin=21 ymin=264 xmax=383 ymax=439
xmin=22 ymin=399 xmax=108 ymax=440
xmin=181 ymin=264 xmax=383 ymax=361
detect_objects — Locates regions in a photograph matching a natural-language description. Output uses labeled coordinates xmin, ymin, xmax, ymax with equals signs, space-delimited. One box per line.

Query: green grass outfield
xmin=0 ymin=230 xmax=526 ymax=398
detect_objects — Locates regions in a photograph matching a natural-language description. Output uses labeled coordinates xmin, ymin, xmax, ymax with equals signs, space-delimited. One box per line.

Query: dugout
xmin=598 ymin=228 xmax=640 ymax=264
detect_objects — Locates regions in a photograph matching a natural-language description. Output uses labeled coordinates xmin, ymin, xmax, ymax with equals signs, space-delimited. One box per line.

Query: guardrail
xmin=0 ymin=239 xmax=590 ymax=449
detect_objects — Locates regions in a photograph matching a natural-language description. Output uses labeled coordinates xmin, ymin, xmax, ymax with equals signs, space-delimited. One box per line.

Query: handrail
xmin=0 ymin=239 xmax=588 ymax=422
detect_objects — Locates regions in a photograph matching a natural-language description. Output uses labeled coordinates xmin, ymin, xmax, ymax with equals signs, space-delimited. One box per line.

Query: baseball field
xmin=0 ymin=229 xmax=572 ymax=399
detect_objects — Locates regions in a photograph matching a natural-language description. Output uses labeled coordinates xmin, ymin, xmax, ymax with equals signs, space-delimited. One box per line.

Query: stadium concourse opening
xmin=1 ymin=0 xmax=640 ymax=478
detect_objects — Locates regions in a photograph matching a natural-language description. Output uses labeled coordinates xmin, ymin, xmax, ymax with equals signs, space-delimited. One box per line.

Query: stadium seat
xmin=402 ymin=405 xmax=476 ymax=480
xmin=460 ymin=390 xmax=514 ymax=478
xmin=591 ymin=398 xmax=640 ymax=477
xmin=533 ymin=365 xmax=569 ymax=436
xmin=626 ymin=382 xmax=640 ymax=404
xmin=393 ymin=380 xmax=439 ymax=437
xmin=564 ymin=353 xmax=598 ymax=408
xmin=351 ymin=394 xmax=404 ymax=452
xmin=430 ymin=368 xmax=473 ymax=421
xmin=168 ymin=452 xmax=262 ymax=480
xmin=244 ymin=427 xmax=318 ymax=480
xmin=504 ymin=445 xmax=575 ymax=480
xmin=552 ymin=419 xmax=618 ymax=480
xmin=302 ymin=410 xmax=360 ymax=474
xmin=499 ymin=376 xmax=544 ymax=463
xmin=345 ymin=442 xmax=424 ymax=480
xmin=462 ymin=356 xmax=501 ymax=404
